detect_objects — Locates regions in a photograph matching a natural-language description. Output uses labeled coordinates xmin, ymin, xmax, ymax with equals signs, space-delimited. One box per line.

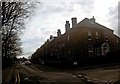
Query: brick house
xmin=31 ymin=17 xmax=120 ymax=66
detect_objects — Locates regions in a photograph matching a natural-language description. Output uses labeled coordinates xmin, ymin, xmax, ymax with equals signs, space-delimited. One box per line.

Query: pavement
xmin=2 ymin=63 xmax=22 ymax=84
xmin=2 ymin=64 xmax=16 ymax=83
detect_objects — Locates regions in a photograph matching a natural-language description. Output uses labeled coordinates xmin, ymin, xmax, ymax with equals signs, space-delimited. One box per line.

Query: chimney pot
xmin=90 ymin=16 xmax=95 ymax=22
xmin=50 ymin=35 xmax=53 ymax=40
xmin=65 ymin=21 xmax=70 ymax=32
xmin=57 ymin=29 xmax=61 ymax=37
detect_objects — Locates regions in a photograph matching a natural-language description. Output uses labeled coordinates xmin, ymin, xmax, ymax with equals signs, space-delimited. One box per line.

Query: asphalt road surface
xmin=16 ymin=62 xmax=84 ymax=84
xmin=5 ymin=62 xmax=120 ymax=84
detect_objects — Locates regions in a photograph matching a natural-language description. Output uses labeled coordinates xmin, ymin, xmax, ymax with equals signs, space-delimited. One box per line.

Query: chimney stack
xmin=65 ymin=21 xmax=70 ymax=32
xmin=57 ymin=29 xmax=61 ymax=37
xmin=90 ymin=16 xmax=95 ymax=23
xmin=50 ymin=35 xmax=53 ymax=40
xmin=71 ymin=17 xmax=77 ymax=27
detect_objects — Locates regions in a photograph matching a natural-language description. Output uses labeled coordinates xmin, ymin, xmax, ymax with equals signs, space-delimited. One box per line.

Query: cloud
xmin=107 ymin=4 xmax=118 ymax=35
xmin=21 ymin=0 xmax=119 ymax=58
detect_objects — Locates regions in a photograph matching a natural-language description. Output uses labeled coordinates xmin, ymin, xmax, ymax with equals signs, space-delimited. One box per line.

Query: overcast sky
xmin=19 ymin=0 xmax=119 ymax=58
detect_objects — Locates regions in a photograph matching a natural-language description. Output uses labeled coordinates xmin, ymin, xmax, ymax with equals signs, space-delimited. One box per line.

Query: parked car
xmin=24 ymin=61 xmax=31 ymax=65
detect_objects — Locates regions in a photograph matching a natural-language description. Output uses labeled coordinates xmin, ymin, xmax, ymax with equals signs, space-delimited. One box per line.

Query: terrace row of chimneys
xmin=57 ymin=17 xmax=77 ymax=37
xmin=57 ymin=17 xmax=96 ymax=37
xmin=65 ymin=17 xmax=77 ymax=32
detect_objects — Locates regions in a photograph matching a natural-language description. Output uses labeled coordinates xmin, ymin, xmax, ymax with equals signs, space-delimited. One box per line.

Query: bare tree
xmin=2 ymin=1 xmax=37 ymax=67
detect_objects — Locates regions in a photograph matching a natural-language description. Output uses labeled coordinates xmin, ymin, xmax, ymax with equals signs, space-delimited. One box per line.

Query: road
xmin=3 ymin=62 xmax=120 ymax=84
xmin=16 ymin=62 xmax=84 ymax=84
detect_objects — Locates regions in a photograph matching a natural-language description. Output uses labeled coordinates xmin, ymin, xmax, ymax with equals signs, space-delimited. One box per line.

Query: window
xmin=88 ymin=45 xmax=93 ymax=52
xmin=88 ymin=31 xmax=92 ymax=40
xmin=96 ymin=32 xmax=99 ymax=39
xmin=62 ymin=44 xmax=65 ymax=46
xmin=95 ymin=48 xmax=101 ymax=56
xmin=116 ymin=39 xmax=119 ymax=43
xmin=105 ymin=34 xmax=108 ymax=41
xmin=51 ymin=53 xmax=53 ymax=56
xmin=68 ymin=51 xmax=70 ymax=54
xmin=96 ymin=32 xmax=98 ymax=35
xmin=88 ymin=36 xmax=92 ymax=40
xmin=88 ymin=31 xmax=91 ymax=36
xmin=101 ymin=43 xmax=109 ymax=56
xmin=88 ymin=45 xmax=93 ymax=57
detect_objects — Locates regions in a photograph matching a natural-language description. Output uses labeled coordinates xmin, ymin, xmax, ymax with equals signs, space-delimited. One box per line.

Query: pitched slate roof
xmin=74 ymin=18 xmax=114 ymax=32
